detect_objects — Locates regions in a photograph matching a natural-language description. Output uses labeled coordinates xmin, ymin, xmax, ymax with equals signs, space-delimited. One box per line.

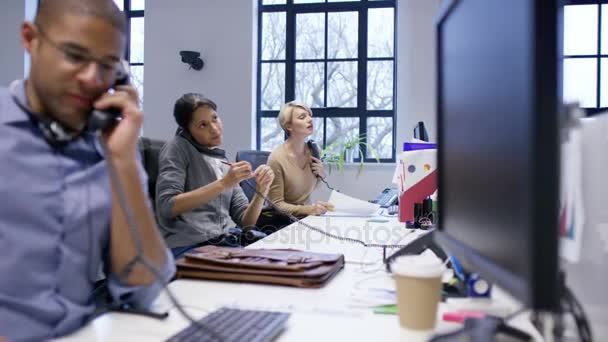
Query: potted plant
xmin=321 ymin=133 xmax=380 ymax=176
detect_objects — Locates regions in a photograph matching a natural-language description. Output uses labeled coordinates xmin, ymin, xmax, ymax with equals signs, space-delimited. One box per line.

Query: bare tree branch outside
xmin=259 ymin=2 xmax=395 ymax=160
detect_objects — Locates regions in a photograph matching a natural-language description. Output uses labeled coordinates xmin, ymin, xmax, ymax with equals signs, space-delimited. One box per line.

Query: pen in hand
xmin=220 ymin=160 xmax=256 ymax=176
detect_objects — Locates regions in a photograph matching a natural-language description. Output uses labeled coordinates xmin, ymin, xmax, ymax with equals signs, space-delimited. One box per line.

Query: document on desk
xmin=325 ymin=190 xmax=381 ymax=217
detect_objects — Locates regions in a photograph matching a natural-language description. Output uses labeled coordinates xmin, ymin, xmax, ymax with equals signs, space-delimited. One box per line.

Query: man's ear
xmin=21 ymin=21 xmax=38 ymax=54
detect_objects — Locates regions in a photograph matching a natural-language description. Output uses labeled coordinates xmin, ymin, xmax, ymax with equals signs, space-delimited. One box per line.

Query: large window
xmin=113 ymin=0 xmax=145 ymax=107
xmin=257 ymin=0 xmax=396 ymax=162
xmin=563 ymin=0 xmax=608 ymax=114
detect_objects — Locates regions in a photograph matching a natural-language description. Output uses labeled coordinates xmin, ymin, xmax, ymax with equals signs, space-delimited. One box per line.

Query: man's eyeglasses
xmin=36 ymin=25 xmax=123 ymax=83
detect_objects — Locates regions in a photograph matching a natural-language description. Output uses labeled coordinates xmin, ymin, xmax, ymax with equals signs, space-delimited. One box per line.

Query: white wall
xmin=318 ymin=0 xmax=441 ymax=201
xmin=396 ymin=0 xmax=440 ymax=143
xmin=0 ymin=0 xmax=25 ymax=86
xmin=144 ymin=0 xmax=440 ymax=200
xmin=0 ymin=0 xmax=37 ymax=86
xmin=144 ymin=0 xmax=256 ymax=159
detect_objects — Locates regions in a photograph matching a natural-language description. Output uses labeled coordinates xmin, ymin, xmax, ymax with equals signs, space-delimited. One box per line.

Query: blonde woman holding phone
xmin=259 ymin=101 xmax=334 ymax=232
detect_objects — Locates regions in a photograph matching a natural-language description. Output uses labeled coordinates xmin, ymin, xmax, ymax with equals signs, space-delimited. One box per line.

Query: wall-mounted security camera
xmin=179 ymin=50 xmax=204 ymax=71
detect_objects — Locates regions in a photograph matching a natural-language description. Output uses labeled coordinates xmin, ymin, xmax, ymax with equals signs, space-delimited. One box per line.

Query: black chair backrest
xmin=235 ymin=150 xmax=271 ymax=201
xmin=138 ymin=137 xmax=166 ymax=211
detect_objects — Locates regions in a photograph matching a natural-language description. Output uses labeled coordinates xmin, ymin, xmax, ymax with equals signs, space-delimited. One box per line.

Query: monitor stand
xmin=429 ymin=315 xmax=533 ymax=341
xmin=384 ymin=229 xmax=447 ymax=272
xmin=431 ymin=273 xmax=574 ymax=342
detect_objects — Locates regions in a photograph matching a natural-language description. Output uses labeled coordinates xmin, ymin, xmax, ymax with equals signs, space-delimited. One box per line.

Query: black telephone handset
xmin=88 ymin=65 xmax=130 ymax=132
xmin=307 ymin=139 xmax=336 ymax=191
xmin=307 ymin=140 xmax=321 ymax=160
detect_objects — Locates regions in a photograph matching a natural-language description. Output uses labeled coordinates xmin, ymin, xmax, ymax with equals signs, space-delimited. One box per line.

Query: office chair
xmin=89 ymin=138 xmax=166 ymax=317
xmin=137 ymin=137 xmax=166 ymax=212
xmin=235 ymin=150 xmax=271 ymax=201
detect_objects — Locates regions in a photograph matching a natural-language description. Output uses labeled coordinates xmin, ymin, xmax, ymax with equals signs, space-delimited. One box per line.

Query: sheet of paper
xmin=559 ymin=119 xmax=586 ymax=263
xmin=326 ymin=190 xmax=380 ymax=216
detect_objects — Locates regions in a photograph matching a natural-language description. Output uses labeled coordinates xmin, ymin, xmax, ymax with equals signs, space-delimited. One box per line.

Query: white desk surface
xmin=55 ymin=216 xmax=542 ymax=342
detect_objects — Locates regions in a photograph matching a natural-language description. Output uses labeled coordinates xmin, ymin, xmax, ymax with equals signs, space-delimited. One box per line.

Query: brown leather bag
xmin=176 ymin=245 xmax=345 ymax=288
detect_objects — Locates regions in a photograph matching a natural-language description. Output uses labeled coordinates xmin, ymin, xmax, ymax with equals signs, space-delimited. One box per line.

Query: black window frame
xmin=563 ymin=0 xmax=608 ymax=115
xmin=256 ymin=0 xmax=397 ymax=163
xmin=116 ymin=0 xmax=144 ymax=103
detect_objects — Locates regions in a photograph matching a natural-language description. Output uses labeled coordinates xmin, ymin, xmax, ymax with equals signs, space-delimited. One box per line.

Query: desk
xmin=55 ymin=216 xmax=541 ymax=341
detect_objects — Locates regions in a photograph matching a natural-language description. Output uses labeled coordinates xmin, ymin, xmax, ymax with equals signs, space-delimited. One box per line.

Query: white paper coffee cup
xmin=392 ymin=254 xmax=445 ymax=331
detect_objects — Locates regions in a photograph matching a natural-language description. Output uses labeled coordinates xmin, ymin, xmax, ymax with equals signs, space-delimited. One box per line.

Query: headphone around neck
xmin=9 ymin=81 xmax=82 ymax=148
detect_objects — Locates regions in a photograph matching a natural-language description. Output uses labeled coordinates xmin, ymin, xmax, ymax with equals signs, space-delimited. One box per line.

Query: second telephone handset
xmin=307 ymin=140 xmax=321 ymax=160
xmin=88 ymin=63 xmax=130 ymax=132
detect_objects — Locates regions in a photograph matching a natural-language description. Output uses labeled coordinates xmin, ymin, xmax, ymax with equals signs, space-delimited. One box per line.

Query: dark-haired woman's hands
xmin=220 ymin=161 xmax=253 ymax=189
xmin=254 ymin=165 xmax=274 ymax=196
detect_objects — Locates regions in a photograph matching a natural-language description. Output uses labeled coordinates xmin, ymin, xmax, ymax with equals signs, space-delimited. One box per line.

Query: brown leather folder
xmin=176 ymin=245 xmax=345 ymax=288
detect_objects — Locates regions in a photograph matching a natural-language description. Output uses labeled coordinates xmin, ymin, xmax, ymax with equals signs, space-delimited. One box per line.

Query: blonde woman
xmin=259 ymin=102 xmax=334 ymax=232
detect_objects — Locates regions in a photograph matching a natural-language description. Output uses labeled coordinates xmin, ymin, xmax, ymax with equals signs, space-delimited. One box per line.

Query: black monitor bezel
xmin=434 ymin=0 xmax=562 ymax=311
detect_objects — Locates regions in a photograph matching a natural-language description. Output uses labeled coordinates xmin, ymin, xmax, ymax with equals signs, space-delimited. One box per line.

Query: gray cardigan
xmin=155 ymin=135 xmax=249 ymax=248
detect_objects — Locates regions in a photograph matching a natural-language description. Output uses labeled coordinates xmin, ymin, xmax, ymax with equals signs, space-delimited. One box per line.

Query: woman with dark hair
xmin=156 ymin=93 xmax=274 ymax=257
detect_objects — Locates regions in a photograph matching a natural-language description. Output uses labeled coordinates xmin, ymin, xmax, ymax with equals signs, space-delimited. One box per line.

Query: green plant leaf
xmin=364 ymin=142 xmax=381 ymax=162
xmin=338 ymin=149 xmax=345 ymax=174
xmin=356 ymin=147 xmax=365 ymax=177
xmin=321 ymin=132 xmax=381 ymax=176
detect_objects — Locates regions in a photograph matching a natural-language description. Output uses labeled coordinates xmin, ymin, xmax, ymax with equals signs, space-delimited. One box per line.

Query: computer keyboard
xmin=165 ymin=307 xmax=290 ymax=342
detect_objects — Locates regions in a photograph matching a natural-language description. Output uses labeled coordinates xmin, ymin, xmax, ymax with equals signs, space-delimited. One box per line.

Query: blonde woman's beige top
xmin=267 ymin=143 xmax=319 ymax=216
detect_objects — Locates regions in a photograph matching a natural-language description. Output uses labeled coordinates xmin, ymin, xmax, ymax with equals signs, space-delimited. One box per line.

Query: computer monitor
xmin=414 ymin=121 xmax=430 ymax=142
xmin=434 ymin=0 xmax=562 ymax=312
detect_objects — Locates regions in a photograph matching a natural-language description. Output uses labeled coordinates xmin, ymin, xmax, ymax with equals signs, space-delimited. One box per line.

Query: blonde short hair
xmin=277 ymin=101 xmax=313 ymax=135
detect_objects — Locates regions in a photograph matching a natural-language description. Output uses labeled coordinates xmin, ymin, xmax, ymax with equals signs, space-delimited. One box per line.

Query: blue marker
xmin=448 ymin=254 xmax=466 ymax=282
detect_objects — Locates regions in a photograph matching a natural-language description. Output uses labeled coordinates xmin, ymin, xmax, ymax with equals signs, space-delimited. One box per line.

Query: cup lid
xmin=391 ymin=253 xmax=446 ymax=278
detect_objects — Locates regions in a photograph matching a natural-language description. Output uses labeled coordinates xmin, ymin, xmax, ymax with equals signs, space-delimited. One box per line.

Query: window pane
xmin=564 ymin=5 xmax=598 ymax=55
xmin=261 ymin=118 xmax=284 ymax=151
xmin=261 ymin=63 xmax=285 ymax=110
xmin=130 ymin=0 xmax=145 ymax=10
xmin=129 ymin=17 xmax=144 ymax=63
xmin=263 ymin=0 xmax=286 ymax=4
xmin=113 ymin=0 xmax=123 ymax=11
xmin=130 ymin=65 xmax=144 ymax=107
xmin=310 ymin=117 xmax=324 ymax=146
xmin=294 ymin=0 xmax=324 ymax=3
xmin=295 ymin=62 xmax=325 ymax=107
xmin=601 ymin=58 xmax=608 ymax=107
xmin=327 ymin=61 xmax=357 ymax=107
xmin=367 ymin=117 xmax=392 ymax=159
xmin=563 ymin=58 xmax=597 ymax=108
xmin=367 ymin=61 xmax=393 ymax=110
xmin=328 ymin=12 xmax=358 ymax=59
xmin=296 ymin=13 xmax=325 ymax=60
xmin=602 ymin=5 xmax=608 ymax=55
xmin=262 ymin=12 xmax=286 ymax=60
xmin=325 ymin=117 xmax=359 ymax=156
xmin=368 ymin=8 xmax=394 ymax=58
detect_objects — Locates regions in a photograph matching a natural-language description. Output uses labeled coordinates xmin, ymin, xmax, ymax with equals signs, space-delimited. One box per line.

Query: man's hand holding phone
xmin=93 ymin=84 xmax=142 ymax=162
